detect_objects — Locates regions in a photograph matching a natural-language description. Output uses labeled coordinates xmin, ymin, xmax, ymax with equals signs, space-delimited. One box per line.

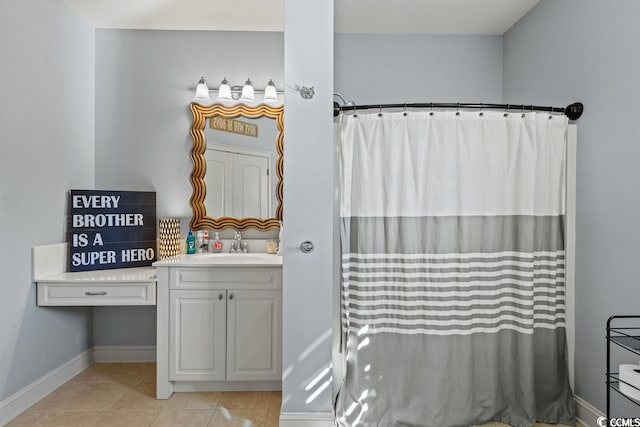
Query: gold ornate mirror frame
xmin=189 ymin=103 xmax=283 ymax=231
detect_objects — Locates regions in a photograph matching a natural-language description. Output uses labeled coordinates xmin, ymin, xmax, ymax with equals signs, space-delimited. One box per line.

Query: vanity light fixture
xmin=192 ymin=77 xmax=210 ymax=102
xmin=216 ymin=78 xmax=233 ymax=101
xmin=263 ymin=79 xmax=278 ymax=102
xmin=240 ymin=78 xmax=255 ymax=102
xmin=192 ymin=78 xmax=282 ymax=104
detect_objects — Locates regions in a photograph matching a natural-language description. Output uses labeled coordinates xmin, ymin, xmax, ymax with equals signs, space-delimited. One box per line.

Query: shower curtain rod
xmin=332 ymin=101 xmax=584 ymax=120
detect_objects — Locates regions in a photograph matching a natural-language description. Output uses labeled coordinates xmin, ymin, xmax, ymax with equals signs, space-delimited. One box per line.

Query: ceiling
xmin=63 ymin=0 xmax=540 ymax=35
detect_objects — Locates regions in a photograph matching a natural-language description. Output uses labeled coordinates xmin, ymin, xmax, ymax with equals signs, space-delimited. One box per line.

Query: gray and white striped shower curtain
xmin=335 ymin=111 xmax=575 ymax=427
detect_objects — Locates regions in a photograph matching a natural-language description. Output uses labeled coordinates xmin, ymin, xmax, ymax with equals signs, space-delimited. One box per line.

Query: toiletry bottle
xmin=212 ymin=232 xmax=223 ymax=253
xmin=186 ymin=230 xmax=196 ymax=254
xmin=202 ymin=230 xmax=209 ymax=252
xmin=196 ymin=230 xmax=204 ymax=253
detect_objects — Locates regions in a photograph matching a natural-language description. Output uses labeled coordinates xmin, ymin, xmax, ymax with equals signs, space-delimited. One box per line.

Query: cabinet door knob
xmin=218 ymin=293 xmax=223 ymax=300
xmin=229 ymin=293 xmax=234 ymax=300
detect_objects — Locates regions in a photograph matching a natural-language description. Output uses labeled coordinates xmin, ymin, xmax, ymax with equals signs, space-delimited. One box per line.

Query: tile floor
xmin=7 ymin=362 xmax=582 ymax=427
xmin=7 ymin=363 xmax=280 ymax=426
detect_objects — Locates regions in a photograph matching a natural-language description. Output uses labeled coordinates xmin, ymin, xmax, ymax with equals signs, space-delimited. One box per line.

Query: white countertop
xmin=153 ymin=253 xmax=283 ymax=267
xmin=37 ymin=267 xmax=157 ymax=283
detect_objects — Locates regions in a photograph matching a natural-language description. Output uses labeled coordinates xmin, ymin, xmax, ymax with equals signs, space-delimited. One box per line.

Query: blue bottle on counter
xmin=186 ymin=230 xmax=196 ymax=254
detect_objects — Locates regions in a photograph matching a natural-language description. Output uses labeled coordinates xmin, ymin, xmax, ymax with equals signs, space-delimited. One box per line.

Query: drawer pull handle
xmin=85 ymin=291 xmax=107 ymax=296
xmin=229 ymin=293 xmax=234 ymax=300
xmin=218 ymin=293 xmax=223 ymax=300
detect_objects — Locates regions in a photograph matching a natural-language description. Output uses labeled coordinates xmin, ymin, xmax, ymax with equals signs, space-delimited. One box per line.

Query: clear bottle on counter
xmin=211 ymin=231 xmax=223 ymax=253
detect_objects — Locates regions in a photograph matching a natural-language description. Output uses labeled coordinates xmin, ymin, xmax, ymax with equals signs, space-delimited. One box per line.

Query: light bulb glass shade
xmin=216 ymin=78 xmax=233 ymax=101
xmin=263 ymin=79 xmax=278 ymax=102
xmin=240 ymin=78 xmax=255 ymax=102
xmin=193 ymin=77 xmax=210 ymax=102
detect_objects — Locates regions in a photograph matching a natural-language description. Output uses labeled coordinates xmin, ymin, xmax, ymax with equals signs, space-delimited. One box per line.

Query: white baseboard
xmin=0 ymin=349 xmax=92 ymax=426
xmin=575 ymin=395 xmax=603 ymax=427
xmin=173 ymin=381 xmax=281 ymax=392
xmin=92 ymin=345 xmax=156 ymax=362
xmin=279 ymin=412 xmax=334 ymax=427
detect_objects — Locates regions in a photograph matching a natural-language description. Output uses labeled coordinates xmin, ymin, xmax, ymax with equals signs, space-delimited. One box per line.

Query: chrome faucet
xmin=230 ymin=230 xmax=244 ymax=253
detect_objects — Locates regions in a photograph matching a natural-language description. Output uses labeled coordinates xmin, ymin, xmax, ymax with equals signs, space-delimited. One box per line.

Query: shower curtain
xmin=335 ymin=110 xmax=575 ymax=427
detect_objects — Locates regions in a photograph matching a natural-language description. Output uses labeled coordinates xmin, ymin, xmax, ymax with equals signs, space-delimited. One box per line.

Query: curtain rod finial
xmin=333 ymin=101 xmax=341 ymax=117
xmin=565 ymin=102 xmax=584 ymax=120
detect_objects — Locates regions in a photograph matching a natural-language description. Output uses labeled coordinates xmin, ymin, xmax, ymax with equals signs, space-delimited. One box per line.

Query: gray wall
xmin=0 ymin=0 xmax=95 ymax=400
xmin=282 ymin=0 xmax=334 ymax=413
xmin=335 ymin=34 xmax=503 ymax=104
xmin=503 ymin=0 xmax=640 ymax=415
xmin=91 ymin=27 xmax=505 ymax=413
xmin=93 ymin=30 xmax=284 ymax=345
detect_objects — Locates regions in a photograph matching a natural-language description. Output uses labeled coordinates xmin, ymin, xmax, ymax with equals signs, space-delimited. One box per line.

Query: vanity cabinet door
xmin=170 ymin=290 xmax=226 ymax=381
xmin=226 ymin=290 xmax=282 ymax=381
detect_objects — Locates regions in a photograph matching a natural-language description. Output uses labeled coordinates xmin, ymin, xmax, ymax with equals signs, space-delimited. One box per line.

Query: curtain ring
xmin=456 ymin=102 xmax=461 ymax=116
xmin=479 ymin=102 xmax=484 ymax=117
xmin=548 ymin=106 xmax=553 ymax=120
xmin=403 ymin=103 xmax=408 ymax=116
xmin=430 ymin=102 xmax=434 ymax=116
xmin=378 ymin=106 xmax=383 ymax=117
xmin=504 ymin=104 xmax=509 ymax=117
xmin=521 ymin=104 xmax=525 ymax=118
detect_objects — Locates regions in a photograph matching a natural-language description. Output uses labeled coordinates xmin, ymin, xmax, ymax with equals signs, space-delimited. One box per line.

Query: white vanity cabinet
xmin=225 ymin=289 xmax=281 ymax=381
xmin=170 ymin=287 xmax=281 ymax=382
xmin=155 ymin=254 xmax=282 ymax=399
xmin=170 ymin=289 xmax=227 ymax=381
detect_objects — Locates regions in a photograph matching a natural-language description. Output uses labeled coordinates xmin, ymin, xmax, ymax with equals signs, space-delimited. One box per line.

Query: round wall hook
xmin=300 ymin=86 xmax=315 ymax=99
xmin=299 ymin=241 xmax=314 ymax=253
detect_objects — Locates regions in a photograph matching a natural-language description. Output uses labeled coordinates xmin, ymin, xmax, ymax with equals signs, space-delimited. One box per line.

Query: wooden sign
xmin=69 ymin=190 xmax=157 ymax=272
xmin=210 ymin=117 xmax=258 ymax=137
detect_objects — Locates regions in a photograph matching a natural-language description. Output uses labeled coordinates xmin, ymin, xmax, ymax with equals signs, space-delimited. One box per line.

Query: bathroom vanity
xmin=154 ymin=253 xmax=283 ymax=399
xmin=153 ymin=101 xmax=286 ymax=399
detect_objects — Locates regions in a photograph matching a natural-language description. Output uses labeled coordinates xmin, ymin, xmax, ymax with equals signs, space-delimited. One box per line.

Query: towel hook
xmin=300 ymin=86 xmax=315 ymax=99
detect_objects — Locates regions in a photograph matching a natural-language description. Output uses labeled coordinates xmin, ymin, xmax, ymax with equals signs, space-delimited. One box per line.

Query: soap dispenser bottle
xmin=186 ymin=230 xmax=196 ymax=254
xmin=211 ymin=231 xmax=223 ymax=253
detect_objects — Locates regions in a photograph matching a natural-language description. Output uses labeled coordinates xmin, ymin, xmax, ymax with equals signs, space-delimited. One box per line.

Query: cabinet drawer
xmin=171 ymin=268 xmax=282 ymax=291
xmin=37 ymin=282 xmax=156 ymax=306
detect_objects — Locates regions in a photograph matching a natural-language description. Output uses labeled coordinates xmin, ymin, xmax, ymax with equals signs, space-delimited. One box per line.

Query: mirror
xmin=189 ymin=103 xmax=283 ymax=231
